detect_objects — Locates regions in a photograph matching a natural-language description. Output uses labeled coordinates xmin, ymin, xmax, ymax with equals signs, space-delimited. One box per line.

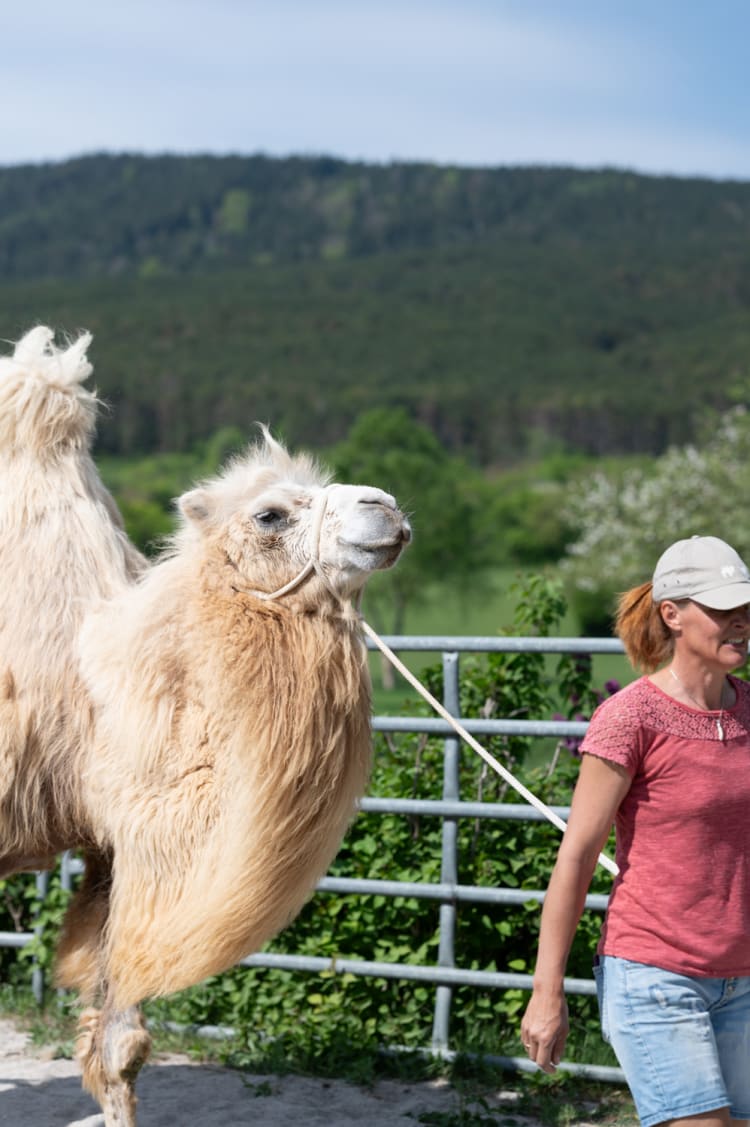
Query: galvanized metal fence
xmin=0 ymin=635 xmax=626 ymax=1081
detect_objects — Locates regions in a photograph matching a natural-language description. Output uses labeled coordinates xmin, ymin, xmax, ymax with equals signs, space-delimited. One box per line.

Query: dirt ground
xmin=0 ymin=1017 xmax=551 ymax=1127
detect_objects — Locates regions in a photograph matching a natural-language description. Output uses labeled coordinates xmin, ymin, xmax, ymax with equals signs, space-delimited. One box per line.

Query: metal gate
xmin=0 ymin=635 xmax=626 ymax=1081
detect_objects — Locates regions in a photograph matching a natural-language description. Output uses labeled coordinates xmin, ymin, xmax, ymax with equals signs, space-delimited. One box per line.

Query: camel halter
xmin=247 ymin=485 xmax=340 ymax=602
xmin=245 ymin=485 xmax=618 ymax=876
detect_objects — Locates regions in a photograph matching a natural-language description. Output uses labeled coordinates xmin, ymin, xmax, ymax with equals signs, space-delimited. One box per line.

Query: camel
xmin=0 ymin=327 xmax=411 ymax=1125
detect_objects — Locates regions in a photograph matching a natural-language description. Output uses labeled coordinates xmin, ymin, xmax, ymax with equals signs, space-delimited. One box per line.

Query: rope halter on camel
xmin=244 ymin=483 xmax=618 ymax=876
xmin=246 ymin=485 xmax=339 ymax=602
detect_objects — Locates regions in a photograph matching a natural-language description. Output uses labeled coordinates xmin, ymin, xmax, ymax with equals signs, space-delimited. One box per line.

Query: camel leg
xmin=78 ymin=1003 xmax=151 ymax=1127
xmin=56 ymin=848 xmax=113 ymax=999
xmin=0 ymin=853 xmax=58 ymax=879
xmin=60 ymin=851 xmax=151 ymax=1124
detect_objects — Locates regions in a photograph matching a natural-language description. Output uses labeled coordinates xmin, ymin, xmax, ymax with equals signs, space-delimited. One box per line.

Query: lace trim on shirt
xmin=579 ymin=676 xmax=750 ymax=765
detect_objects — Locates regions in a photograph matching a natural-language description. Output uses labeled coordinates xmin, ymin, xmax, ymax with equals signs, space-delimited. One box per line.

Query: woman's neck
xmin=654 ymin=662 xmax=731 ymax=711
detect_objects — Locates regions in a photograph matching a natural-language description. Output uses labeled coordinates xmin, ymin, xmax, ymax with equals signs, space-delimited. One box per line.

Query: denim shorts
xmin=594 ymin=956 xmax=750 ymax=1127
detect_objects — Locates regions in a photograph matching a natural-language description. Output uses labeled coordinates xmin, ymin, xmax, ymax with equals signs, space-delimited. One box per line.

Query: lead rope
xmin=247 ymin=487 xmax=618 ymax=876
xmin=361 ymin=621 xmax=618 ymax=877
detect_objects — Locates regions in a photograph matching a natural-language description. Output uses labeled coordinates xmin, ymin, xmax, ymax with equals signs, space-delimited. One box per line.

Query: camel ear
xmin=178 ymin=488 xmax=214 ymax=526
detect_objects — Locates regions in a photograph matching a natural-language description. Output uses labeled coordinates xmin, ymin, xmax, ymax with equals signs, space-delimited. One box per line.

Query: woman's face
xmin=662 ymin=599 xmax=750 ymax=671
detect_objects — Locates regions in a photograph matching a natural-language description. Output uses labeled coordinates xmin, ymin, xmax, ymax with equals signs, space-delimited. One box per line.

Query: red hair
xmin=615 ymin=581 xmax=674 ymax=673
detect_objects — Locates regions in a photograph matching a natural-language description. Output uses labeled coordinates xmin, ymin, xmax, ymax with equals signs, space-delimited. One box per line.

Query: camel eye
xmin=254 ymin=509 xmax=285 ymax=528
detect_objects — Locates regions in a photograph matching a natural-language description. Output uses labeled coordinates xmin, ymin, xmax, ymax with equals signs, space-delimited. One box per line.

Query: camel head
xmin=176 ymin=428 xmax=411 ymax=607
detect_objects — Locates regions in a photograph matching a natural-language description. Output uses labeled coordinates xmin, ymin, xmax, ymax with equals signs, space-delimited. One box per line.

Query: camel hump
xmin=0 ymin=325 xmax=98 ymax=455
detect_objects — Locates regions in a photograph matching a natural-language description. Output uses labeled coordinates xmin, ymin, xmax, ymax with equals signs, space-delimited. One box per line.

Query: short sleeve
xmin=578 ymin=687 xmax=644 ymax=776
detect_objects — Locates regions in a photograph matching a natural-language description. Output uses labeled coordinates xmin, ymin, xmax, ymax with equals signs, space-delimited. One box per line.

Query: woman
xmin=521 ymin=535 xmax=750 ymax=1127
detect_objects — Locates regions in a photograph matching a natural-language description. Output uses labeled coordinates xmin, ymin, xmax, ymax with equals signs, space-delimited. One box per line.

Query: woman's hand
xmin=518 ymin=754 xmax=630 ymax=1075
xmin=521 ymin=987 xmax=569 ymax=1073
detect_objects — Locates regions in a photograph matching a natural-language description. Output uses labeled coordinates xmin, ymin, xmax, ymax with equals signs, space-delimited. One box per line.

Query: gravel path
xmin=0 ymin=1018 xmax=550 ymax=1126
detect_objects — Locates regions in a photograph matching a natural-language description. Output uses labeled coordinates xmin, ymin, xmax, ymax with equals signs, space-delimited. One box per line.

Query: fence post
xmin=32 ymin=871 xmax=50 ymax=1005
xmin=431 ymin=650 xmax=460 ymax=1051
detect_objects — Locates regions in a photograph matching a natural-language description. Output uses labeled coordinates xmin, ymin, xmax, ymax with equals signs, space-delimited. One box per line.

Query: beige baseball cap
xmin=652 ymin=535 xmax=750 ymax=609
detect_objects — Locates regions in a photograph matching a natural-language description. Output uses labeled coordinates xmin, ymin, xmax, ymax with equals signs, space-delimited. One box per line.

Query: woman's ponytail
xmin=615 ymin=581 xmax=673 ymax=673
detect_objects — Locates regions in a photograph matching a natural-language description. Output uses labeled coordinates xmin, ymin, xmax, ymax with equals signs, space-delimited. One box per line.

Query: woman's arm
xmin=520 ymin=753 xmax=631 ymax=1074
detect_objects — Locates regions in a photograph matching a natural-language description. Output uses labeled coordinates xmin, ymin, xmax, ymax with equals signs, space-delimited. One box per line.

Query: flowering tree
xmin=562 ymin=408 xmax=750 ymax=632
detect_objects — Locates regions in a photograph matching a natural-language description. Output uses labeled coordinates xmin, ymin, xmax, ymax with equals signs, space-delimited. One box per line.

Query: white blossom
xmin=562 ymin=408 xmax=750 ymax=600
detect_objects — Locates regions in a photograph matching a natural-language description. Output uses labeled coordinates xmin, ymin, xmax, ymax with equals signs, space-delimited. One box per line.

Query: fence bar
xmin=60 ymin=851 xmax=76 ymax=892
xmin=32 ymin=871 xmax=49 ymax=1005
xmin=360 ymin=798 xmax=570 ymax=820
xmin=62 ymin=856 xmax=85 ymax=877
xmin=375 ymin=716 xmax=588 ymax=736
xmin=316 ymin=876 xmax=609 ymax=912
xmin=432 ymin=651 xmax=460 ymax=1050
xmin=0 ymin=931 xmax=33 ymax=948
xmin=440 ymin=1051 xmax=624 ymax=1083
xmin=238 ymin=951 xmax=597 ymax=996
xmin=366 ymin=635 xmax=625 ymax=654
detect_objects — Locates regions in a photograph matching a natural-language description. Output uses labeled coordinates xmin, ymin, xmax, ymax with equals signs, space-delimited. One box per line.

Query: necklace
xmin=668 ymin=667 xmax=728 ymax=741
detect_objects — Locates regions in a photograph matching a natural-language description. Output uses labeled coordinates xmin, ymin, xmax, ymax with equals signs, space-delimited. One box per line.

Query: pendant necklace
xmin=669 ymin=667 xmax=727 ymax=741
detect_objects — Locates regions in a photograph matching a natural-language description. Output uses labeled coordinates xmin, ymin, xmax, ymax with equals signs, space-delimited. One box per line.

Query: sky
xmin=3 ymin=0 xmax=749 ymax=181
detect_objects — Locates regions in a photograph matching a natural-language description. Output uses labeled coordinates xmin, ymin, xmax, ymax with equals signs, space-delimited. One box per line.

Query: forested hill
xmin=1 ymin=152 xmax=749 ymax=464
xmin=3 ymin=153 xmax=750 ymax=280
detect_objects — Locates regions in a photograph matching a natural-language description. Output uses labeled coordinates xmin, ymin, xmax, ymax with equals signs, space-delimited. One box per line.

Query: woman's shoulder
xmin=589 ymin=676 xmax=653 ymax=723
xmin=579 ymin=678 xmax=651 ymax=769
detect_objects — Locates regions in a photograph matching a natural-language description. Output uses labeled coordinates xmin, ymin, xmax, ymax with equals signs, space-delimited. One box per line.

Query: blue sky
xmin=3 ymin=0 xmax=749 ymax=180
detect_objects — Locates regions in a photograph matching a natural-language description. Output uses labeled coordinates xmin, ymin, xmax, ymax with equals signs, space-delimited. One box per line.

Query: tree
xmin=330 ymin=408 xmax=496 ymax=660
xmin=561 ymin=407 xmax=750 ymax=632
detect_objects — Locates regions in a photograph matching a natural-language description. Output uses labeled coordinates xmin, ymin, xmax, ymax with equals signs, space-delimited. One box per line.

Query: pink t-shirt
xmin=579 ymin=674 xmax=750 ymax=977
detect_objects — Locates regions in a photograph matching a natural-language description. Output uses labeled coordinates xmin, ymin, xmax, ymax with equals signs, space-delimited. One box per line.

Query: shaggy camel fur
xmin=0 ymin=328 xmax=410 ymax=1126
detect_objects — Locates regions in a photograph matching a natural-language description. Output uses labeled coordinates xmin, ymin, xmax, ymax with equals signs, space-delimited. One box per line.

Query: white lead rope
xmin=361 ymin=620 xmax=619 ymax=877
xmin=244 ymin=483 xmax=617 ymax=877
